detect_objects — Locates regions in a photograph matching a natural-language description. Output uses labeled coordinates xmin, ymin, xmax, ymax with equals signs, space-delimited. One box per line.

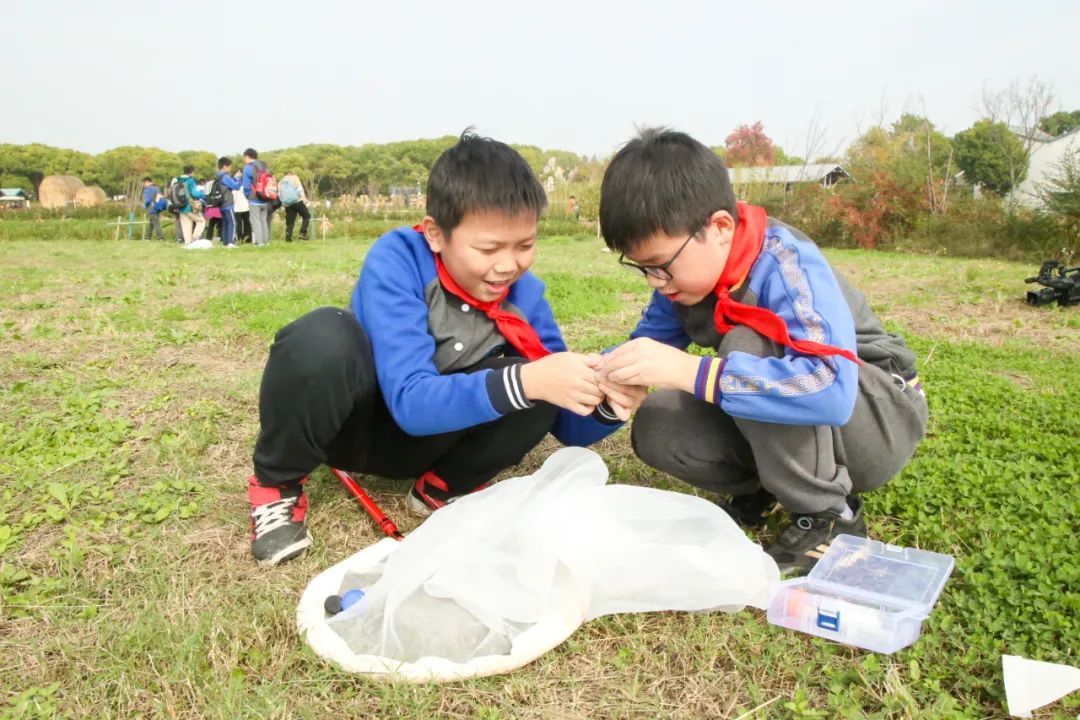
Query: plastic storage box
xmin=766 ymin=534 xmax=954 ymax=654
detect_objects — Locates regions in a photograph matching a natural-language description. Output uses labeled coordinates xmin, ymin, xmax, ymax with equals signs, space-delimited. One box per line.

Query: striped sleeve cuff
xmin=592 ymin=400 xmax=623 ymax=426
xmin=694 ymin=356 xmax=726 ymax=405
xmin=486 ymin=363 xmax=534 ymax=414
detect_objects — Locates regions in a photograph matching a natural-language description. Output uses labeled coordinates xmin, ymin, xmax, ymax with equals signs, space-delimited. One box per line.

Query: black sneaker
xmin=716 ymin=488 xmax=777 ymax=528
xmin=765 ymin=496 xmax=866 ymax=576
xmin=248 ymin=474 xmax=312 ymax=567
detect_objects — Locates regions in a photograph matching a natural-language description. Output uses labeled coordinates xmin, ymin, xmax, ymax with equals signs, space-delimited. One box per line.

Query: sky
xmin=3 ymin=0 xmax=1077 ymax=159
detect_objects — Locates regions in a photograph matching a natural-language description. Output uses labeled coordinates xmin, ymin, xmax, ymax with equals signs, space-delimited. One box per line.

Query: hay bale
xmin=38 ymin=175 xmax=85 ymax=209
xmin=74 ymin=186 xmax=107 ymax=207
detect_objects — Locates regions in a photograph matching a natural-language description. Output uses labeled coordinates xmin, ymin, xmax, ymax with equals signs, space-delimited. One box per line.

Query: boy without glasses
xmin=246 ymin=131 xmax=633 ymax=566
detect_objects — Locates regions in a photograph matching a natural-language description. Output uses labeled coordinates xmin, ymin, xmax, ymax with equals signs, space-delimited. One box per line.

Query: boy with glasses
xmin=597 ymin=128 xmax=928 ymax=575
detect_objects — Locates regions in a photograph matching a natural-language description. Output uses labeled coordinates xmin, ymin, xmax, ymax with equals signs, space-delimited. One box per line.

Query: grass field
xmin=1 ymin=222 xmax=1078 ymax=719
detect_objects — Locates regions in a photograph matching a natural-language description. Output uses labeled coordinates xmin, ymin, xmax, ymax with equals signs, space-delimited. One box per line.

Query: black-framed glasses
xmin=618 ymin=230 xmax=697 ymax=281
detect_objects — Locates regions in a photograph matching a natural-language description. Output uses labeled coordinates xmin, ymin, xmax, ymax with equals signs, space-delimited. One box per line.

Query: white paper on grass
xmin=297 ymin=447 xmax=780 ymax=682
xmin=1002 ymin=654 xmax=1080 ymax=718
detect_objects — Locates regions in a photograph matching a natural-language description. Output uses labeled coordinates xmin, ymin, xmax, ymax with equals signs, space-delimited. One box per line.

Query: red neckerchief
xmin=713 ymin=203 xmax=860 ymax=364
xmin=413 ymin=224 xmax=551 ymax=361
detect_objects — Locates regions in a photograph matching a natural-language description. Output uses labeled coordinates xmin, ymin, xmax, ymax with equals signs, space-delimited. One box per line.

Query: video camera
xmin=1025 ymin=260 xmax=1080 ymax=307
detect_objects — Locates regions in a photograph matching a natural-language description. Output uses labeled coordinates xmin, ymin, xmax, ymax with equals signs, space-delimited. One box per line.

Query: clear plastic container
xmin=766 ymin=534 xmax=954 ymax=654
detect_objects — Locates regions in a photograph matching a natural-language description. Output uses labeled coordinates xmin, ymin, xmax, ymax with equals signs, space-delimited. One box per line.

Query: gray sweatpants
xmin=631 ymin=326 xmax=928 ymax=516
xmin=144 ymin=213 xmax=164 ymax=240
xmin=250 ymin=203 xmax=271 ymax=246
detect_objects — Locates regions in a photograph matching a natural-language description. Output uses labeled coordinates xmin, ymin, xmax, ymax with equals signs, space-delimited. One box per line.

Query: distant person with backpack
xmin=279 ymin=171 xmax=311 ymax=242
xmin=242 ymin=148 xmax=277 ymax=246
xmin=232 ymin=167 xmax=252 ymax=244
xmin=168 ymin=176 xmax=184 ymax=243
xmin=173 ymin=165 xmax=206 ymax=245
xmin=213 ymin=156 xmax=244 ymax=247
xmin=142 ymin=176 xmax=166 ymax=241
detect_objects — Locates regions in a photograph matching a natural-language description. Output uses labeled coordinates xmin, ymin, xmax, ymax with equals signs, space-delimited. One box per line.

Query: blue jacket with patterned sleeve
xmin=629 ymin=219 xmax=917 ymax=427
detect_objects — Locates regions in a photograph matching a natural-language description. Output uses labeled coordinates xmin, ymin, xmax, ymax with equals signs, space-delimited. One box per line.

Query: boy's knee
xmin=507 ymin=402 xmax=559 ymax=444
xmin=630 ymin=390 xmax=683 ymax=467
xmin=478 ymin=403 xmax=558 ymax=471
xmin=718 ymin=325 xmax=783 ymax=359
xmin=271 ymin=307 xmax=369 ymax=375
xmin=531 ymin=401 xmax=560 ymax=426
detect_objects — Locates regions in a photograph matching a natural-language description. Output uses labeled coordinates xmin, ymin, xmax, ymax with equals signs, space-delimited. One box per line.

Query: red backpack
xmin=252 ymin=162 xmax=279 ymax=202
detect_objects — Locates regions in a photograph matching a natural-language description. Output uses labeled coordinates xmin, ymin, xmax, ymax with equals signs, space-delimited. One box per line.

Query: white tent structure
xmin=1011 ymin=128 xmax=1080 ymax=208
xmin=729 ymin=164 xmax=851 ymax=193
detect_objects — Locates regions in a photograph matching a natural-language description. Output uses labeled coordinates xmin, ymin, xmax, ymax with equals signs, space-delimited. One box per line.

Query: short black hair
xmin=599 ymin=127 xmax=738 ymax=253
xmin=142 ymin=176 xmax=153 ymax=183
xmin=243 ymin=148 xmax=258 ymax=159
xmin=217 ymin=156 xmax=232 ymax=169
xmin=182 ymin=164 xmax=195 ymax=174
xmin=426 ymin=129 xmax=547 ymax=236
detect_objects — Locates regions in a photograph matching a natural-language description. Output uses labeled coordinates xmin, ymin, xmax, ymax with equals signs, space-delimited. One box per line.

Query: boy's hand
xmin=597 ymin=378 xmax=649 ymax=421
xmin=520 ymin=352 xmax=605 ymax=416
xmin=600 ymin=338 xmax=699 ymax=393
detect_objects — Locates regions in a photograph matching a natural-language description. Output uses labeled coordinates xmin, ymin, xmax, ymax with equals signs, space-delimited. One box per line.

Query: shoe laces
xmin=252 ymin=498 xmax=299 ymax=537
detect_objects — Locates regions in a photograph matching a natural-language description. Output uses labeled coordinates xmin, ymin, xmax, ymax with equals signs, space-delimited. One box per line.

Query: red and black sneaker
xmin=248 ymin=474 xmax=312 ymax=567
xmin=407 ymin=471 xmax=491 ymax=517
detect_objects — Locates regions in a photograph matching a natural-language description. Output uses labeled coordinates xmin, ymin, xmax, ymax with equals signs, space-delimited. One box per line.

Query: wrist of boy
xmin=692 ymin=355 xmax=726 ymax=404
xmin=678 ymin=353 xmax=700 ymax=394
xmin=519 ymin=361 xmax=543 ymax=403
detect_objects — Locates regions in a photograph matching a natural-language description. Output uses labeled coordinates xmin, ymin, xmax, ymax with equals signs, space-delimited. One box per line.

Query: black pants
xmin=252 ymin=307 xmax=558 ymax=493
xmin=206 ymin=216 xmax=222 ymax=241
xmin=284 ymin=201 xmax=311 ymax=240
xmin=235 ymin=211 xmax=252 ymax=243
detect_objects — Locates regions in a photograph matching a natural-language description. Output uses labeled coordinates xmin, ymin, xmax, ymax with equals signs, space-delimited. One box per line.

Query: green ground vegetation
xmin=0 ymin=223 xmax=1077 ymax=719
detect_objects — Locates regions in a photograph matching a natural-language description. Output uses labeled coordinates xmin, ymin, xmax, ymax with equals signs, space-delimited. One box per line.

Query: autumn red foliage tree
xmin=724 ymin=122 xmax=777 ymax=166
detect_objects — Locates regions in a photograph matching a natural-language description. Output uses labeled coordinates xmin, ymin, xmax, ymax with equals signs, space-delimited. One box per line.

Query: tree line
xmin=2 ymin=112 xmax=1073 ymax=203
xmin=2 ymin=78 xmax=1077 ymax=259
xmin=0 ymin=138 xmax=602 ymax=200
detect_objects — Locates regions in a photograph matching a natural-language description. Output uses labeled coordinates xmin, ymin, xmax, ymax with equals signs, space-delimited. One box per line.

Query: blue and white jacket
xmin=143 ymin=184 xmax=162 ymax=214
xmin=216 ymin=170 xmax=242 ymax=209
xmin=350 ymin=227 xmax=624 ymax=446
xmin=631 ymin=219 xmax=917 ymax=427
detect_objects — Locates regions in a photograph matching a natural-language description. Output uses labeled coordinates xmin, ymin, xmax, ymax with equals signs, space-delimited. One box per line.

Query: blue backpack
xmin=279 ymin=178 xmax=302 ymax=206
